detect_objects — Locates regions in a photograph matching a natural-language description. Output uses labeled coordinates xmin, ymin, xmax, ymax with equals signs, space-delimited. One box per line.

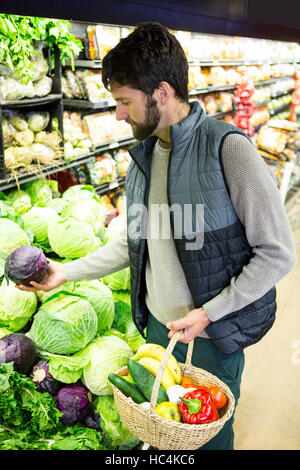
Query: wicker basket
xmin=110 ymin=329 xmax=235 ymax=450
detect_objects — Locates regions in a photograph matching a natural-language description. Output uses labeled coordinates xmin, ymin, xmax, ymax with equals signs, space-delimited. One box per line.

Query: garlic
xmin=166 ymin=385 xmax=196 ymax=405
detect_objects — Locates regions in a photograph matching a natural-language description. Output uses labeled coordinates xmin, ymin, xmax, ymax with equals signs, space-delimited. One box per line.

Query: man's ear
xmin=156 ymin=81 xmax=172 ymax=105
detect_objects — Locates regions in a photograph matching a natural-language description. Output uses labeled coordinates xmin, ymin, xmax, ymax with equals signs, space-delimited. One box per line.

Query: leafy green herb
xmin=0 ymin=362 xmax=105 ymax=450
xmin=0 ymin=14 xmax=83 ymax=83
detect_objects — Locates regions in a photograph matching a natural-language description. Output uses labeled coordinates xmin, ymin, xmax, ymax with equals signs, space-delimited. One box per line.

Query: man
xmin=19 ymin=22 xmax=296 ymax=449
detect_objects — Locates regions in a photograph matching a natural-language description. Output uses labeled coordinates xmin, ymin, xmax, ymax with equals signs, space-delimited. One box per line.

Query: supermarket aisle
xmin=233 ymin=226 xmax=300 ymax=450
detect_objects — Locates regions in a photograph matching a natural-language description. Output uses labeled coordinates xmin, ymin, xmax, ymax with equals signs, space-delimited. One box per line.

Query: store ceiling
xmin=1 ymin=0 xmax=300 ymax=41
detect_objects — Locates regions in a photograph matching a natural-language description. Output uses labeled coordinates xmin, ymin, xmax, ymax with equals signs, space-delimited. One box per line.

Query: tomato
xmin=208 ymin=385 xmax=227 ymax=409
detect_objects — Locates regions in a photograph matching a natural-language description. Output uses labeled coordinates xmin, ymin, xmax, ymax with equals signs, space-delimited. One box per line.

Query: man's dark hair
xmin=102 ymin=22 xmax=189 ymax=103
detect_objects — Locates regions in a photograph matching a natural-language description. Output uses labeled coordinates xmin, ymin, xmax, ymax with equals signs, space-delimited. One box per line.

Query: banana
xmin=133 ymin=343 xmax=182 ymax=384
xmin=137 ymin=357 xmax=176 ymax=391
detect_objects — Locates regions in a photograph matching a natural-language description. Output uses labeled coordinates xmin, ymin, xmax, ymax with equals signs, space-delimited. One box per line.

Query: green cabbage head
xmin=22 ymin=206 xmax=59 ymax=245
xmin=102 ymin=267 xmax=131 ymax=291
xmin=73 ymin=280 xmax=115 ymax=332
xmin=81 ymin=333 xmax=133 ymax=395
xmin=29 ymin=292 xmax=98 ymax=355
xmin=0 ymin=218 xmax=31 ymax=257
xmin=0 ymin=279 xmax=37 ymax=331
xmin=61 ymin=197 xmax=106 ymax=235
xmin=47 ymin=217 xmax=102 ymax=259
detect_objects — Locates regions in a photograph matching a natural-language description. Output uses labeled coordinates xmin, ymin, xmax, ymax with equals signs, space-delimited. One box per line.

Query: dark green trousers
xmin=146 ymin=313 xmax=245 ymax=450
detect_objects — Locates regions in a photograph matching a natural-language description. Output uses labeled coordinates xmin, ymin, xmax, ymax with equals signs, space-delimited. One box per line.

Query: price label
xmin=108 ymin=143 xmax=119 ymax=150
xmin=109 ymin=180 xmax=119 ymax=189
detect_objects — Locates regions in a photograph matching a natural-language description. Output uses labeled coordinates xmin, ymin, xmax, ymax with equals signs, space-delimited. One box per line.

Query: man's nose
xmin=116 ymin=102 xmax=129 ymax=121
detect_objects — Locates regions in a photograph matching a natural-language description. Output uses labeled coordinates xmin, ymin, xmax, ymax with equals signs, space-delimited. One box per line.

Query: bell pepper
xmin=179 ymin=388 xmax=219 ymax=424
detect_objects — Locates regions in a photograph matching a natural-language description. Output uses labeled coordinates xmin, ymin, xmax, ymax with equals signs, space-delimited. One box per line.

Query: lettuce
xmin=94 ymin=395 xmax=139 ymax=449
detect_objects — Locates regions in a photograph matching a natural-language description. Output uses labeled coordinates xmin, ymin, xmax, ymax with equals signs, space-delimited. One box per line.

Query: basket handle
xmin=149 ymin=329 xmax=194 ymax=411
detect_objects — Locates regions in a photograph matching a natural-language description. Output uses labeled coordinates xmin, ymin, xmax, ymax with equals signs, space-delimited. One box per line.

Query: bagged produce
xmin=34 ymin=76 xmax=52 ymax=97
xmin=31 ymin=47 xmax=49 ymax=82
xmin=0 ymin=76 xmax=35 ymax=101
xmin=27 ymin=111 xmax=50 ymax=132
xmin=5 ymin=110 xmax=28 ymax=131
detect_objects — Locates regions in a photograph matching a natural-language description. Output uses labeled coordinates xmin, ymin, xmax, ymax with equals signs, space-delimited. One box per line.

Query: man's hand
xmin=166 ymin=307 xmax=211 ymax=343
xmin=16 ymin=259 xmax=67 ymax=292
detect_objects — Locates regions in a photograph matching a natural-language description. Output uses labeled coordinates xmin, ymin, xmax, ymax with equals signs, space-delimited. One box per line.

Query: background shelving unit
xmin=0 ymin=22 xmax=299 ymax=202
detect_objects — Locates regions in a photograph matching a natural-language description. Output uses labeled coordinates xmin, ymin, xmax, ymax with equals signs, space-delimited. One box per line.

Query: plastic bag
xmin=27 ymin=111 xmax=50 ymax=132
xmin=34 ymin=76 xmax=52 ymax=97
xmin=31 ymin=47 xmax=49 ymax=82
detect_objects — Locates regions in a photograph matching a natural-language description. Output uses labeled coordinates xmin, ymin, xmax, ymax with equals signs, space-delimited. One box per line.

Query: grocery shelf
xmin=188 ymin=75 xmax=294 ymax=97
xmin=63 ymin=98 xmax=116 ymax=109
xmin=209 ymin=110 xmax=235 ymax=119
xmin=188 ymin=59 xmax=300 ymax=67
xmin=94 ymin=176 xmax=126 ymax=195
xmin=269 ymin=103 xmax=291 ymax=116
xmin=72 ymin=59 xmax=300 ymax=69
xmin=74 ymin=59 xmax=103 ymax=68
xmin=0 ymin=137 xmax=136 ymax=192
xmin=0 ymin=94 xmax=63 ymax=108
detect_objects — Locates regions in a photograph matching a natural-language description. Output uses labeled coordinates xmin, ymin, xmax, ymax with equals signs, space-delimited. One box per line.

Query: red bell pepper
xmin=179 ymin=388 xmax=219 ymax=424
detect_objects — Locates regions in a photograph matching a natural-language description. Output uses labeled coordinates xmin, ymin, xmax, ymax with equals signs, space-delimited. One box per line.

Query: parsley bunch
xmin=0 ymin=14 xmax=83 ymax=83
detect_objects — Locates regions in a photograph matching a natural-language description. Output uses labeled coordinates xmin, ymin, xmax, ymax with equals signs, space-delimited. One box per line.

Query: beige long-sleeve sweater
xmin=63 ymin=133 xmax=296 ymax=333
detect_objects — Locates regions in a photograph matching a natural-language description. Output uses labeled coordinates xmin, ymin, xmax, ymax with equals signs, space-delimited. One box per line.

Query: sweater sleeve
xmin=203 ymin=132 xmax=297 ymax=322
xmin=63 ymin=214 xmax=129 ymax=282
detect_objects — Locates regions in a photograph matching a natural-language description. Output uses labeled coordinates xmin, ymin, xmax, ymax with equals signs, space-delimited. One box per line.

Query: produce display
xmin=3 ymin=110 xmax=63 ymax=174
xmin=0 ymin=14 xmax=82 ymax=85
xmin=109 ymin=342 xmax=228 ymax=426
xmin=0 ymin=179 xmax=147 ymax=450
xmin=63 ymin=111 xmax=94 ymax=160
xmin=62 ymin=69 xmax=112 ymax=102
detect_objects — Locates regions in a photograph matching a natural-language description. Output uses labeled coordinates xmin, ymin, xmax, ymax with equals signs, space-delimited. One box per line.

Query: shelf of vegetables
xmin=1 ymin=15 xmax=299 ymax=196
xmin=0 ymin=179 xmax=145 ymax=450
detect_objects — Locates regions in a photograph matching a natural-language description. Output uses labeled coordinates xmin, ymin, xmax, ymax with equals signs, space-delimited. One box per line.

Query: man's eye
xmin=122 ymin=102 xmax=129 ymax=106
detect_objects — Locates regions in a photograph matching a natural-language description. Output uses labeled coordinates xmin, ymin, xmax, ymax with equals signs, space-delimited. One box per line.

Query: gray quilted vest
xmin=126 ymin=101 xmax=276 ymax=355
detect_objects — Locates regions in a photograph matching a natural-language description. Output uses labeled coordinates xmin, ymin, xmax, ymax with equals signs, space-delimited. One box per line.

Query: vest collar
xmin=129 ymin=101 xmax=205 ymax=174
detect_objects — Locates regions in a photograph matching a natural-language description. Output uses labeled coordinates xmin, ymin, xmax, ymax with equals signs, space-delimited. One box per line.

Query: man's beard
xmin=127 ymin=96 xmax=161 ymax=141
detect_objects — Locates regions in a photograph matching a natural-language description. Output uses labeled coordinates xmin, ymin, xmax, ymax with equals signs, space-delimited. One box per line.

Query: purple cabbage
xmin=4 ymin=245 xmax=49 ymax=287
xmin=54 ymin=382 xmax=93 ymax=425
xmin=30 ymin=359 xmax=63 ymax=395
xmin=0 ymin=333 xmax=38 ymax=375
